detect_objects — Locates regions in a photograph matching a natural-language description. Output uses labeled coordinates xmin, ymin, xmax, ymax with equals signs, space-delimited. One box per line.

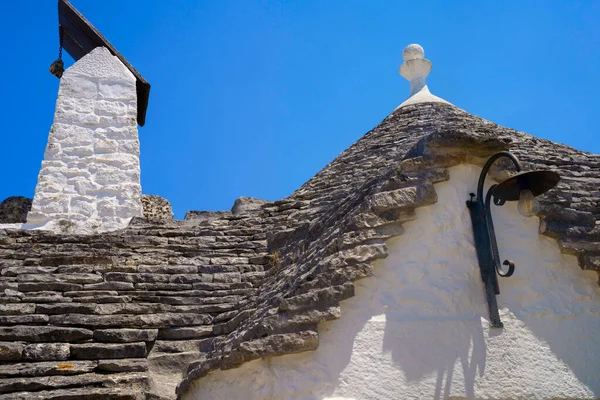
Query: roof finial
xmin=396 ymin=44 xmax=450 ymax=108
xmin=399 ymin=44 xmax=431 ymax=97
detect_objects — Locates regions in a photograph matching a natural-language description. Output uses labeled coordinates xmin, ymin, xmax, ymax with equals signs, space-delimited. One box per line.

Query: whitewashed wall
xmin=26 ymin=47 xmax=142 ymax=234
xmin=186 ymin=164 xmax=600 ymax=400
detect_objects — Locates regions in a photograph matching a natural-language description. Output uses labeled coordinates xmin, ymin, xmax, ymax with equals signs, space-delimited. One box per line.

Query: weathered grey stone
xmin=152 ymin=338 xmax=213 ymax=354
xmin=231 ymin=197 xmax=269 ymax=215
xmin=142 ymin=194 xmax=174 ymax=222
xmin=221 ymin=330 xmax=319 ymax=370
xmin=241 ymin=271 xmax=265 ymax=284
xmin=214 ymin=310 xmax=237 ymax=323
xmin=0 ymin=314 xmax=49 ymax=325
xmin=0 ymin=196 xmax=32 ymax=223
xmin=0 ymin=387 xmax=146 ymax=400
xmin=190 ymin=281 xmax=253 ymax=290
xmin=96 ymin=359 xmax=148 ymax=372
xmin=93 ymin=303 xmax=166 ymax=315
xmin=0 ymin=360 xmax=97 ymax=377
xmin=0 ymin=303 xmax=35 ymax=315
xmin=0 ymin=326 xmax=92 ymax=342
xmin=105 ymin=272 xmax=170 ymax=283
xmin=184 ymin=210 xmax=231 ymax=221
xmin=1 ymin=267 xmax=57 ymax=276
xmin=0 ymin=373 xmax=148 ymax=397
xmin=138 ymin=264 xmax=197 ymax=274
xmin=339 ymin=224 xmax=404 ymax=248
xmin=0 ymin=282 xmax=18 ymax=291
xmin=279 ymin=284 xmax=354 ymax=312
xmin=367 ymin=184 xmax=437 ymax=212
xmin=157 ymin=326 xmax=213 ymax=340
xmin=76 ymin=295 xmax=131 ymax=303
xmin=198 ymin=265 xmax=238 ymax=273
xmin=135 ymin=282 xmax=192 ymax=290
xmin=23 ymin=343 xmax=70 ymax=361
xmin=348 ymin=209 xmax=416 ymax=230
xmin=84 ymin=281 xmax=135 ymax=290
xmin=169 ymin=274 xmax=206 ymax=284
xmin=209 ymin=257 xmax=249 ymax=265
xmin=212 ymin=272 xmax=241 ymax=283
xmin=64 ymin=290 xmax=119 ymax=297
xmin=36 ymin=303 xmax=96 ymax=314
xmin=248 ymin=255 xmax=270 ymax=265
xmin=49 ymin=313 xmax=211 ymax=328
xmin=0 ymin=342 xmax=23 ymax=361
xmin=70 ymin=342 xmax=147 ymax=359
xmin=18 ymin=282 xmax=83 ymax=292
xmin=336 ymin=243 xmax=388 ymax=265
xmin=20 ymin=295 xmax=72 ymax=303
xmin=16 ymin=273 xmax=103 ymax=284
xmin=94 ymin=329 xmax=159 ymax=343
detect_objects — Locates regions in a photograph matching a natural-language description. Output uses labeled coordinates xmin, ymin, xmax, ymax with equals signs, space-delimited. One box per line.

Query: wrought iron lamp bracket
xmin=466 ymin=151 xmax=559 ymax=328
xmin=466 ymin=151 xmax=522 ymax=328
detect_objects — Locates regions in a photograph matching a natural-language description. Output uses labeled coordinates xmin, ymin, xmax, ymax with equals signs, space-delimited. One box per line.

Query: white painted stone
xmin=26 ymin=47 xmax=142 ymax=234
xmin=185 ymin=165 xmax=600 ymax=400
xmin=397 ymin=44 xmax=451 ymax=109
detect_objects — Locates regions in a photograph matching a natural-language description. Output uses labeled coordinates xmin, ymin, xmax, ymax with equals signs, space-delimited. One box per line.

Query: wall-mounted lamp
xmin=466 ymin=151 xmax=560 ymax=328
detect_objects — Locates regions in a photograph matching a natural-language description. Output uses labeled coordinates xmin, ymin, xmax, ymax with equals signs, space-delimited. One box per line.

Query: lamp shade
xmin=492 ymin=170 xmax=560 ymax=201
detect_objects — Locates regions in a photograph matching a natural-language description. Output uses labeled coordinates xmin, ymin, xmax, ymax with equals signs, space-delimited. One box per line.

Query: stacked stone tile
xmin=0 ymin=211 xmax=283 ymax=399
xmin=0 ymin=102 xmax=598 ymax=399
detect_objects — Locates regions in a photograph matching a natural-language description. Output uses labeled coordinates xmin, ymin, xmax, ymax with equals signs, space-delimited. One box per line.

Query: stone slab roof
xmin=0 ymin=102 xmax=598 ymax=399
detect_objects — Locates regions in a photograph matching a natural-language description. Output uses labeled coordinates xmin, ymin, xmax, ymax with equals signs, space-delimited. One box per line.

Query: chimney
xmin=26 ymin=47 xmax=142 ymax=233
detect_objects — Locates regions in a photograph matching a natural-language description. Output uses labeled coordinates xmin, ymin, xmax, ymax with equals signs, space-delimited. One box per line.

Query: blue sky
xmin=0 ymin=1 xmax=598 ymax=219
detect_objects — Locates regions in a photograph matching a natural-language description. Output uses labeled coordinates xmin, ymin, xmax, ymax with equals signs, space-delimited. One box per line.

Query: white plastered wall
xmin=25 ymin=46 xmax=142 ymax=234
xmin=185 ymin=164 xmax=600 ymax=400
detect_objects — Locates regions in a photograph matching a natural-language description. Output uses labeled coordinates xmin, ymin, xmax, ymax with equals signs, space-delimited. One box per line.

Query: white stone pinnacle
xmin=397 ymin=43 xmax=451 ymax=109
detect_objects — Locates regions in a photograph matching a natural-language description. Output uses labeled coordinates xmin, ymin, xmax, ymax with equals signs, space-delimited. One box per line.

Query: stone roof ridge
xmin=396 ymin=44 xmax=451 ymax=109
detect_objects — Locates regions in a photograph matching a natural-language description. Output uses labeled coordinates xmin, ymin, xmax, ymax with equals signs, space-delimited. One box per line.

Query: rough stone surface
xmin=0 ymin=360 xmax=97 ymax=377
xmin=94 ymin=329 xmax=158 ymax=343
xmin=23 ymin=343 xmax=70 ymax=361
xmin=142 ymin=195 xmax=174 ymax=222
xmin=0 ymin=342 xmax=23 ymax=361
xmin=0 ymin=196 xmax=32 ymax=223
xmin=0 ymin=326 xmax=93 ymax=342
xmin=70 ymin=342 xmax=147 ymax=359
xmin=231 ymin=197 xmax=269 ymax=215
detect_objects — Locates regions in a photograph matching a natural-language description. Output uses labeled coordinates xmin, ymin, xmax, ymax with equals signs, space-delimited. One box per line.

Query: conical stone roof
xmin=177 ymin=100 xmax=600 ymax=395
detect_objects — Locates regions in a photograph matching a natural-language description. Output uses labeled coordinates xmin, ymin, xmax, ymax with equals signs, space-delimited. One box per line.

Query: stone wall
xmin=142 ymin=195 xmax=174 ymax=222
xmin=0 ymin=197 xmax=32 ymax=224
xmin=26 ymin=47 xmax=142 ymax=234
xmin=184 ymin=165 xmax=600 ymax=400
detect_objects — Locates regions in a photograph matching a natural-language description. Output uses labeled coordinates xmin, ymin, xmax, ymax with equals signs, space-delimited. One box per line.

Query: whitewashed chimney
xmin=26 ymin=47 xmax=142 ymax=233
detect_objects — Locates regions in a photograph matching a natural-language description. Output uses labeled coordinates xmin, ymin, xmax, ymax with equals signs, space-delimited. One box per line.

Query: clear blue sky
xmin=1 ymin=1 xmax=598 ymax=219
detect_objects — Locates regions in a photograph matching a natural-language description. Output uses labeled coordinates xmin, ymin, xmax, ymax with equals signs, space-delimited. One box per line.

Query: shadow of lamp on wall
xmin=466 ymin=151 xmax=560 ymax=328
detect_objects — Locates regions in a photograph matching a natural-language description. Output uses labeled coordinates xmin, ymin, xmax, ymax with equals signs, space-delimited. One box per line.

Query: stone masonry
xmin=26 ymin=47 xmax=142 ymax=234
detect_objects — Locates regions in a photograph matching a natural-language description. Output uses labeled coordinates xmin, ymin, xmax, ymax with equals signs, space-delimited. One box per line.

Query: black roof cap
xmin=58 ymin=0 xmax=150 ymax=126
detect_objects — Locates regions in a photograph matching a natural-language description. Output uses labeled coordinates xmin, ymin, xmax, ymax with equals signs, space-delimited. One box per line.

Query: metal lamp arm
xmin=484 ymin=185 xmax=515 ymax=279
xmin=476 ymin=151 xmax=523 ymax=204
